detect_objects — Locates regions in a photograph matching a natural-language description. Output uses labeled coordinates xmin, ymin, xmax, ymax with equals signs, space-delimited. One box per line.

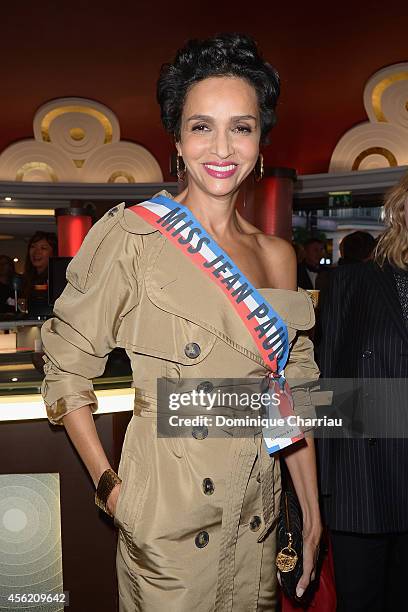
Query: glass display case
xmin=0 ymin=327 xmax=134 ymax=611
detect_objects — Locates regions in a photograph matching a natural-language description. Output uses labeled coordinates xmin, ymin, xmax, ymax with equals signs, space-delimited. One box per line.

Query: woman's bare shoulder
xmin=256 ymin=233 xmax=296 ymax=264
xmin=252 ymin=232 xmax=297 ymax=290
xmin=236 ymin=212 xmax=295 ymax=262
xmin=263 ymin=236 xmax=297 ymax=289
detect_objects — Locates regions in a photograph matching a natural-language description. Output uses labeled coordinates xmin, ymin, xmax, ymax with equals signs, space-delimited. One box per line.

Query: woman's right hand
xmin=106 ymin=482 xmax=121 ymax=517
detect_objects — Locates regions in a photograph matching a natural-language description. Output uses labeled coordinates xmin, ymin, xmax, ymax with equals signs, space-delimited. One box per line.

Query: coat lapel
xmin=371 ymin=262 xmax=408 ymax=348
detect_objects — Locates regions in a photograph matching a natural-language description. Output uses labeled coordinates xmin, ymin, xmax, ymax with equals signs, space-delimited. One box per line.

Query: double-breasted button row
xmin=192 ymin=426 xmax=208 ymax=440
xmin=196 ymin=380 xmax=214 ymax=393
xmin=195 ymin=530 xmax=209 ymax=548
xmin=249 ymin=516 xmax=262 ymax=532
xmin=202 ymin=478 xmax=215 ymax=495
xmin=184 ymin=342 xmax=201 ymax=359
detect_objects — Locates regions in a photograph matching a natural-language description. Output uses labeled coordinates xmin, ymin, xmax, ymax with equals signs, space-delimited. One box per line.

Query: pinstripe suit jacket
xmin=317 ymin=261 xmax=408 ymax=533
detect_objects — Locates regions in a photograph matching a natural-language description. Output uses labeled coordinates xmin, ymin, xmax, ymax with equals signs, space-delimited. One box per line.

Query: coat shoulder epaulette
xmin=119 ymin=202 xmax=159 ymax=235
xmin=65 ymin=202 xmax=157 ymax=293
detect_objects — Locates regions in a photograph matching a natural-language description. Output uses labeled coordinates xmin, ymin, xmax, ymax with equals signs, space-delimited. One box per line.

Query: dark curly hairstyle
xmin=157 ymin=33 xmax=280 ymax=144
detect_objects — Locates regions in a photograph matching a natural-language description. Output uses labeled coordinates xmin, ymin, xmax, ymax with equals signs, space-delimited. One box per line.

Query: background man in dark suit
xmin=297 ymin=238 xmax=325 ymax=289
xmin=317 ymin=172 xmax=408 ymax=611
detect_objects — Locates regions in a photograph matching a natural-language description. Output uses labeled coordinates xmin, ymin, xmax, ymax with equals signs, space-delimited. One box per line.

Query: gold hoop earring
xmin=254 ymin=153 xmax=264 ymax=182
xmin=176 ymin=155 xmax=186 ymax=181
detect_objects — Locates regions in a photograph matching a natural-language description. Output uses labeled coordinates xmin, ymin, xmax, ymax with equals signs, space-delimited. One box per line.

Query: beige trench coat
xmin=41 ymin=198 xmax=320 ymax=612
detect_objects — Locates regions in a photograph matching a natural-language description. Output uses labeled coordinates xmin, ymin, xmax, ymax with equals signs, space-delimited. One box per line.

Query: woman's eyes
xmin=234 ymin=125 xmax=252 ymax=133
xmin=191 ymin=123 xmax=210 ymax=132
xmin=191 ymin=124 xmax=252 ymax=134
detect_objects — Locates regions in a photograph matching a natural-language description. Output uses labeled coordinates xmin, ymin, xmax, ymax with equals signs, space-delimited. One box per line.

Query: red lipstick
xmin=203 ymin=162 xmax=238 ymax=179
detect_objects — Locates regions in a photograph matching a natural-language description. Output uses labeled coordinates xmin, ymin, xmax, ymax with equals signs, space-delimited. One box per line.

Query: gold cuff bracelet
xmin=95 ymin=468 xmax=122 ymax=517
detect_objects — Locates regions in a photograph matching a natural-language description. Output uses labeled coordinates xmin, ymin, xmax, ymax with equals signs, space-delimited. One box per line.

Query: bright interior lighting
xmin=0 ymin=208 xmax=55 ymax=216
xmin=328 ymin=191 xmax=352 ymax=196
xmin=11 ymin=377 xmax=18 ymax=382
xmin=13 ymin=257 xmax=18 ymax=262
xmin=4 ymin=197 xmax=12 ymax=201
xmin=0 ymin=388 xmax=134 ymax=421
xmin=0 ymin=364 xmax=35 ymax=372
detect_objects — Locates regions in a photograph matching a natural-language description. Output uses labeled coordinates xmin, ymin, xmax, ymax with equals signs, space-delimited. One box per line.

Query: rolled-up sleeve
xmin=41 ymin=208 xmax=141 ymax=425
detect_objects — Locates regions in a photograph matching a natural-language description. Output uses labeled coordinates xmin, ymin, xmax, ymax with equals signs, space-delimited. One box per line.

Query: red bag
xmin=281 ymin=532 xmax=337 ymax=611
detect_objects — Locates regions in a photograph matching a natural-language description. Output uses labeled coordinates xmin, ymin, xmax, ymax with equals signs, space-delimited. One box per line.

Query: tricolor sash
xmin=129 ymin=194 xmax=303 ymax=454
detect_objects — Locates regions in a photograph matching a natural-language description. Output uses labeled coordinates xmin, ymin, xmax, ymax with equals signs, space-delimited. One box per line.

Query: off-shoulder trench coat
xmin=41 ymin=197 xmax=320 ymax=612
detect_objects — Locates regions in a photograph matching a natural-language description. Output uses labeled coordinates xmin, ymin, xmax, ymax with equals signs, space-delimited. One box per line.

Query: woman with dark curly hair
xmin=41 ymin=33 xmax=322 ymax=610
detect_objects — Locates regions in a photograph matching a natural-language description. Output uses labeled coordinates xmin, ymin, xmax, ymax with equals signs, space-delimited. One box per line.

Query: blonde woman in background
xmin=317 ymin=171 xmax=408 ymax=612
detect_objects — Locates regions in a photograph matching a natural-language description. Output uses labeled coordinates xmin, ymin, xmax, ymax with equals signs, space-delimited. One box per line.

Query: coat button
xmin=249 ymin=516 xmax=262 ymax=532
xmin=196 ymin=381 xmax=214 ymax=393
xmin=195 ymin=530 xmax=209 ymax=548
xmin=202 ymin=478 xmax=215 ymax=495
xmin=107 ymin=206 xmax=119 ymax=217
xmin=184 ymin=342 xmax=201 ymax=359
xmin=362 ymin=350 xmax=373 ymax=358
xmin=192 ymin=426 xmax=208 ymax=440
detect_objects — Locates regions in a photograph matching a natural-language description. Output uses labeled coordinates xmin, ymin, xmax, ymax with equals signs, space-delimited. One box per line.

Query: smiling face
xmin=176 ymin=76 xmax=261 ymax=199
xmin=29 ymin=239 xmax=53 ymax=273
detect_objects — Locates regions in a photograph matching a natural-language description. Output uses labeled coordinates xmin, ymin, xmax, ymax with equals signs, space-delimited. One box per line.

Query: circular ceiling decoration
xmin=0 ymin=97 xmax=163 ymax=183
xmin=330 ymin=63 xmax=408 ymax=172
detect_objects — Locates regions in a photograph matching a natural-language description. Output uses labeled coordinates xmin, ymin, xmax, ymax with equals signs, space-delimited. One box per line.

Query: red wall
xmin=1 ymin=1 xmax=407 ymax=178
